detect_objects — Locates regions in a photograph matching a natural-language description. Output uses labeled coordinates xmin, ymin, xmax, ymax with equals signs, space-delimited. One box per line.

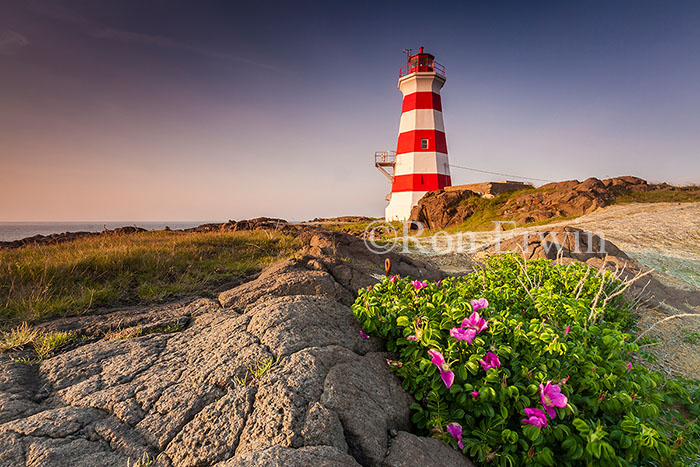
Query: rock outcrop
xmin=0 ymin=231 xmax=473 ymax=467
xmin=187 ymin=218 xmax=294 ymax=234
xmin=480 ymin=226 xmax=629 ymax=263
xmin=478 ymin=225 xmax=700 ymax=315
xmin=0 ymin=226 xmax=148 ymax=250
xmin=409 ymin=189 xmax=480 ymax=231
xmin=409 ymin=176 xmax=683 ymax=231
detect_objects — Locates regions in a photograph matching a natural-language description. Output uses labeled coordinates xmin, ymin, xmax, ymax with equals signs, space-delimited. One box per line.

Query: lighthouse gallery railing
xmin=399 ymin=61 xmax=446 ymax=78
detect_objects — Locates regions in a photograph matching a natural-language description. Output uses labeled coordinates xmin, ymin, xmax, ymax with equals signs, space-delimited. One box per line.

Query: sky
xmin=1 ymin=0 xmax=699 ymax=222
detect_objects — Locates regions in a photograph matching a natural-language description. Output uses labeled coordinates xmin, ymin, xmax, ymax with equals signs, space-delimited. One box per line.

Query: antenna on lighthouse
xmin=402 ymin=48 xmax=412 ymax=64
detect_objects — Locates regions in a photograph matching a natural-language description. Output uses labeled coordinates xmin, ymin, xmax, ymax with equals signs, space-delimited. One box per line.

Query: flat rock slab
xmin=0 ymin=231 xmax=466 ymax=466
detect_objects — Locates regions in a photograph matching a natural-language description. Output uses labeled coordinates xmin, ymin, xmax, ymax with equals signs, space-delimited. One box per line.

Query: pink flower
xmin=359 ymin=330 xmax=369 ymax=339
xmin=446 ymin=422 xmax=465 ymax=449
xmin=428 ymin=349 xmax=454 ymax=389
xmin=471 ymin=391 xmax=479 ymax=399
xmin=436 ymin=280 xmax=442 ymax=287
xmin=521 ymin=408 xmax=548 ymax=429
xmin=564 ymin=325 xmax=571 ymax=336
xmin=389 ymin=275 xmax=396 ymax=283
xmin=450 ymin=311 xmax=488 ymax=344
xmin=539 ymin=381 xmax=568 ymax=419
xmin=461 ymin=311 xmax=488 ymax=334
xmin=411 ymin=280 xmax=428 ymax=290
xmin=406 ymin=335 xmax=418 ymax=341
xmin=470 ymin=298 xmax=489 ymax=311
xmin=626 ymin=362 xmax=632 ymax=371
xmin=386 ymin=359 xmax=403 ymax=368
xmin=479 ymin=352 xmax=501 ymax=372
xmin=449 ymin=326 xmax=477 ymax=344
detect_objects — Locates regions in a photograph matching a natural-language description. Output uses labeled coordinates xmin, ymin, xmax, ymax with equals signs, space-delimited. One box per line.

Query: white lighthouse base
xmin=385 ymin=191 xmax=428 ymax=222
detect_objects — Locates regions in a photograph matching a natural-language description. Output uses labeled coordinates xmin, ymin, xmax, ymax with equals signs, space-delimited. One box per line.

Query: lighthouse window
xmin=421 ymin=138 xmax=429 ymax=149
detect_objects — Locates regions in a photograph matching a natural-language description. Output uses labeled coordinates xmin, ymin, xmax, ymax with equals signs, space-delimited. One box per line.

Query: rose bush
xmin=352 ymin=254 xmax=699 ymax=466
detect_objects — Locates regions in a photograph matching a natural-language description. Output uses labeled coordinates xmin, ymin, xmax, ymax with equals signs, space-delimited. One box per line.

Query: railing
xmin=375 ymin=150 xmax=396 ymax=165
xmin=374 ymin=151 xmax=396 ymax=182
xmin=399 ymin=61 xmax=445 ymax=78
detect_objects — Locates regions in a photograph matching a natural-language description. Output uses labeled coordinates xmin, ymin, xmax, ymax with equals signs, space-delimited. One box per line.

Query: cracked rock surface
xmin=0 ymin=231 xmax=473 ymax=466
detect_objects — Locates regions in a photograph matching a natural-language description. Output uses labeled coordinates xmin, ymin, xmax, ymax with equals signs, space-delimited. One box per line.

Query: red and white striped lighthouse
xmin=384 ymin=47 xmax=451 ymax=221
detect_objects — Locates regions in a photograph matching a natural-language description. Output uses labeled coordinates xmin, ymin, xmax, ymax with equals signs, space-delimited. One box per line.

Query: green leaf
xmin=523 ymin=424 xmax=540 ymax=441
xmin=572 ymin=418 xmax=590 ymax=435
xmin=534 ymin=447 xmax=555 ymax=466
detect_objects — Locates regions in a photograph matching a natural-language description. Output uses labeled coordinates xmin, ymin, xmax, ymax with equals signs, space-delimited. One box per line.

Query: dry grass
xmin=103 ymin=322 xmax=184 ymax=340
xmin=0 ymin=322 xmax=75 ymax=361
xmin=611 ymin=185 xmax=700 ymax=204
xmin=0 ymin=230 xmax=301 ymax=326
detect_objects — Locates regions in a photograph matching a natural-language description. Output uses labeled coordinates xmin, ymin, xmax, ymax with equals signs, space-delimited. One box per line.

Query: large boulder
xmin=409 ymin=190 xmax=479 ymax=230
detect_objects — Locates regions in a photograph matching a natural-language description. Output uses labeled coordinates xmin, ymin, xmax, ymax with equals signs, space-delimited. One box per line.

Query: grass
xmin=322 ymin=218 xmax=402 ymax=234
xmin=234 ymin=355 xmax=280 ymax=386
xmin=681 ymin=330 xmax=700 ymax=345
xmin=0 ymin=230 xmax=301 ymax=326
xmin=0 ymin=322 xmax=76 ymax=361
xmin=610 ymin=185 xmax=700 ymax=204
xmin=127 ymin=454 xmax=154 ymax=467
xmin=0 ymin=320 xmax=187 ymax=363
xmin=103 ymin=322 xmax=185 ymax=340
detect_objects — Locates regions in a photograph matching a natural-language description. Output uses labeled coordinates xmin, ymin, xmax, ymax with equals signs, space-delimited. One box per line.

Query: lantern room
xmin=399 ymin=47 xmax=446 ymax=78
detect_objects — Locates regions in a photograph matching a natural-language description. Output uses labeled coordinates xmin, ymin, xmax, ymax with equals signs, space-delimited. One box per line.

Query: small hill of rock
xmin=0 ymin=230 xmax=474 ymax=467
xmin=409 ymin=176 xmax=699 ymax=231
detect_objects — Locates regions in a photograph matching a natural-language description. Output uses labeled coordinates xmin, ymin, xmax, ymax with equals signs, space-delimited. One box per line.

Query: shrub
xmin=352 ymin=255 xmax=700 ymax=466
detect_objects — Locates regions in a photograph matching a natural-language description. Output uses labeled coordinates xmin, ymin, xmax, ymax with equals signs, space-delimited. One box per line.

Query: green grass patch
xmin=0 ymin=230 xmax=301 ymax=326
xmin=321 ymin=219 xmax=403 ymax=234
xmin=234 ymin=355 xmax=281 ymax=386
xmin=611 ymin=186 xmax=700 ymax=204
xmin=127 ymin=453 xmax=155 ymax=467
xmin=0 ymin=322 xmax=76 ymax=361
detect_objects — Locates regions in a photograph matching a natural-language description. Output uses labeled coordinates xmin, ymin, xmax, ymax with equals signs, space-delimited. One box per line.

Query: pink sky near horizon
xmin=2 ymin=1 xmax=699 ymax=222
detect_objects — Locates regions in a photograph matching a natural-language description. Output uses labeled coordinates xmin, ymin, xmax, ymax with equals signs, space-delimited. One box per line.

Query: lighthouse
xmin=381 ymin=47 xmax=452 ymax=221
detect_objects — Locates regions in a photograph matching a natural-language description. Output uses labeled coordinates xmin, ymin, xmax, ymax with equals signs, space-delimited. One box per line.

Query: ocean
xmin=0 ymin=222 xmax=214 ymax=242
